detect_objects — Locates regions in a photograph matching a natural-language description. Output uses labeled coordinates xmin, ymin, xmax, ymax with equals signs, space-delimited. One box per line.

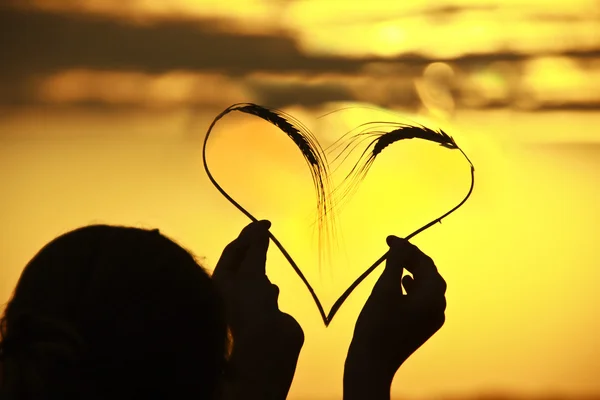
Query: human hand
xmin=212 ymin=220 xmax=304 ymax=400
xmin=344 ymin=236 xmax=447 ymax=400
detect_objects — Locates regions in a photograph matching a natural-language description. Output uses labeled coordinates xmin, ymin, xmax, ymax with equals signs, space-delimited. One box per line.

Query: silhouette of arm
xmin=343 ymin=236 xmax=447 ymax=400
xmin=213 ymin=221 xmax=304 ymax=400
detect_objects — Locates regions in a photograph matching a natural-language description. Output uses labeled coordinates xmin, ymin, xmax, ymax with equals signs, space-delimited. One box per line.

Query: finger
xmin=256 ymin=283 xmax=281 ymax=314
xmin=402 ymin=275 xmax=415 ymax=293
xmin=213 ymin=220 xmax=270 ymax=280
xmin=272 ymin=284 xmax=280 ymax=302
xmin=372 ymin=237 xmax=410 ymax=295
xmin=238 ymin=220 xmax=271 ymax=279
xmin=388 ymin=236 xmax=447 ymax=299
xmin=388 ymin=236 xmax=438 ymax=279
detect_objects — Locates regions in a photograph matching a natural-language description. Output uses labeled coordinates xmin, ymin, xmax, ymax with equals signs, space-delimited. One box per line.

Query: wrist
xmin=221 ymin=366 xmax=276 ymax=400
xmin=343 ymin=372 xmax=392 ymax=400
xmin=343 ymin=352 xmax=395 ymax=400
xmin=224 ymin=346 xmax=295 ymax=400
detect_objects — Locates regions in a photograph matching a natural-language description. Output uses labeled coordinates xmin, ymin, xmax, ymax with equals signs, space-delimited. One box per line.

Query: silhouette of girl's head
xmin=0 ymin=225 xmax=228 ymax=399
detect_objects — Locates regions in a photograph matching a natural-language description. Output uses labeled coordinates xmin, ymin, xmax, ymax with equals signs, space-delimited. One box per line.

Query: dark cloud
xmin=8 ymin=6 xmax=597 ymax=79
xmin=528 ymin=102 xmax=600 ymax=111
xmin=526 ymin=13 xmax=597 ymax=22
xmin=0 ymin=7 xmax=366 ymax=78
xmin=247 ymin=82 xmax=356 ymax=108
xmin=1 ymin=7 xmax=599 ymax=111
xmin=0 ymin=78 xmax=36 ymax=106
xmin=523 ymin=142 xmax=600 ymax=166
xmin=423 ymin=4 xmax=499 ymax=20
xmin=457 ymin=102 xmax=600 ymax=112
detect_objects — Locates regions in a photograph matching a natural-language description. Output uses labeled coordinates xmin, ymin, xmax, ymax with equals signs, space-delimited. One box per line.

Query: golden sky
xmin=1 ymin=1 xmax=599 ymax=399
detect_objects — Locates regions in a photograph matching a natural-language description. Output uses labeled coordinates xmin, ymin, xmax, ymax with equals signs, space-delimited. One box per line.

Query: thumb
xmin=212 ymin=221 xmax=263 ymax=283
xmin=238 ymin=220 xmax=271 ymax=279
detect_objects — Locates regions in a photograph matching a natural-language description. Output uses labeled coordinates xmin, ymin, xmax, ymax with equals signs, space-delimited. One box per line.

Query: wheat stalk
xmin=202 ymin=103 xmax=334 ymax=323
xmin=203 ymin=104 xmax=475 ymax=326
xmin=324 ymin=123 xmax=475 ymax=324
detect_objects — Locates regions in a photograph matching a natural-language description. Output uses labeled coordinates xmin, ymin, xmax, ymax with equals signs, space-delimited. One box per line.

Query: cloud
xmin=1 ymin=7 xmax=600 ymax=111
xmin=1 ymin=0 xmax=282 ymax=28
xmin=250 ymin=83 xmax=355 ymax=108
xmin=0 ymin=7 xmax=365 ymax=79
xmin=34 ymin=70 xmax=254 ymax=108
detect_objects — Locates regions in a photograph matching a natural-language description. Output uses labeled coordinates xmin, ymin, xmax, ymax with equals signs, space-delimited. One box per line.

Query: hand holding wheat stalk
xmin=322 ymin=119 xmax=475 ymax=321
xmin=202 ymin=103 xmax=335 ymax=324
xmin=202 ymin=103 xmax=475 ymax=326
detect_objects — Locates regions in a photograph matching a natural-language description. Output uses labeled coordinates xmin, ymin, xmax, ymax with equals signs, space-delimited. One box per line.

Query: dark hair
xmin=0 ymin=225 xmax=228 ymax=399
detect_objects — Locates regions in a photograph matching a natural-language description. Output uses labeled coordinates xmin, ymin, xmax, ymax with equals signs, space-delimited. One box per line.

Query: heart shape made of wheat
xmin=202 ymin=103 xmax=475 ymax=327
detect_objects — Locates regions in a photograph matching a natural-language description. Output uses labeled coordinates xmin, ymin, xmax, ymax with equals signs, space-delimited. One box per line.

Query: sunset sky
xmin=1 ymin=1 xmax=599 ymax=399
